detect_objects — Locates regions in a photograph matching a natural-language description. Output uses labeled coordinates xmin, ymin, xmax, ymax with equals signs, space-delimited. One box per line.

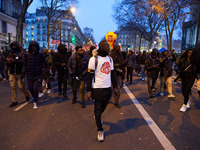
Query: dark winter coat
xmin=110 ymin=50 xmax=124 ymax=77
xmin=127 ymin=54 xmax=136 ymax=68
xmin=53 ymin=49 xmax=69 ymax=73
xmin=145 ymin=56 xmax=159 ymax=77
xmin=21 ymin=41 xmax=48 ymax=80
xmin=160 ymin=51 xmax=175 ymax=77
xmin=67 ymin=53 xmax=88 ymax=84
xmin=7 ymin=41 xmax=24 ymax=75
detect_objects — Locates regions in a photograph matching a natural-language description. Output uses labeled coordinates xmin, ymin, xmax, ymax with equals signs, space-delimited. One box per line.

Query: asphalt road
xmin=0 ymin=75 xmax=200 ymax=150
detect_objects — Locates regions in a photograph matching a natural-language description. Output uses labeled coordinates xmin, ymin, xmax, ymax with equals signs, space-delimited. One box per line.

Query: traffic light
xmin=71 ymin=36 xmax=76 ymax=45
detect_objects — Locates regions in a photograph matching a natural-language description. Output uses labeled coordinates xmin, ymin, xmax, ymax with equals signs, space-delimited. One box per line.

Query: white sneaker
xmin=180 ymin=104 xmax=187 ymax=112
xmin=160 ymin=92 xmax=164 ymax=96
xmin=97 ymin=131 xmax=104 ymax=142
xmin=168 ymin=93 xmax=175 ymax=98
xmin=187 ymin=100 xmax=191 ymax=109
xmin=38 ymin=93 xmax=44 ymax=97
xmin=3 ymin=78 xmax=6 ymax=81
xmin=47 ymin=89 xmax=51 ymax=94
xmin=33 ymin=102 xmax=38 ymax=109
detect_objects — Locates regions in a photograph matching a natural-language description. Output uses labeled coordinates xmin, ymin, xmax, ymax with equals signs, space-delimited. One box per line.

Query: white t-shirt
xmin=88 ymin=56 xmax=114 ymax=88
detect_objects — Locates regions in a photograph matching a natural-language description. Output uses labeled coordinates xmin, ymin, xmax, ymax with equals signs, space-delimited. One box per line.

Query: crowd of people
xmin=0 ymin=40 xmax=200 ymax=142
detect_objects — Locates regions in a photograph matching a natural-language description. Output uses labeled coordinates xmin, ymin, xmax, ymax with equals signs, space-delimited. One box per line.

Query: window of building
xmin=32 ymin=38 xmax=34 ymax=41
xmin=26 ymin=39 xmax=28 ymax=43
xmin=31 ymin=32 xmax=34 ymax=36
xmin=38 ymin=37 xmax=40 ymax=41
xmin=0 ymin=0 xmax=5 ymax=11
xmin=2 ymin=21 xmax=7 ymax=33
xmin=26 ymin=32 xmax=28 ymax=36
xmin=31 ymin=26 xmax=34 ymax=30
xmin=43 ymin=18 xmax=45 ymax=21
xmin=43 ymin=36 xmax=45 ymax=41
xmin=38 ymin=18 xmax=40 ymax=21
xmin=43 ymin=30 xmax=46 ymax=34
xmin=43 ymin=24 xmax=45 ymax=28
xmin=43 ymin=43 xmax=45 ymax=47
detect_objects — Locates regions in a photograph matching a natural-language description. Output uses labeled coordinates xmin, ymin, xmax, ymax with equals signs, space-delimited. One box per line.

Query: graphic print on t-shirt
xmin=100 ymin=62 xmax=111 ymax=74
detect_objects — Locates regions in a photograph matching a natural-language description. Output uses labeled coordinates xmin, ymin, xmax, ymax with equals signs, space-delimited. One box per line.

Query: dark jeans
xmin=28 ymin=79 xmax=41 ymax=102
xmin=127 ymin=67 xmax=133 ymax=82
xmin=182 ymin=72 xmax=195 ymax=105
xmin=114 ymin=75 xmax=122 ymax=104
xmin=57 ymin=71 xmax=67 ymax=94
xmin=93 ymin=88 xmax=112 ymax=131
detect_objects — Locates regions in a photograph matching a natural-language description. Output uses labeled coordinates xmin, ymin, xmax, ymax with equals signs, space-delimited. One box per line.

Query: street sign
xmin=51 ymin=40 xmax=60 ymax=45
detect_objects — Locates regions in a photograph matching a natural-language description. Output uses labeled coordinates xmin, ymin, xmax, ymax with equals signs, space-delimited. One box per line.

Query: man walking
xmin=86 ymin=40 xmax=117 ymax=142
xmin=68 ymin=46 xmax=88 ymax=108
xmin=7 ymin=41 xmax=30 ymax=107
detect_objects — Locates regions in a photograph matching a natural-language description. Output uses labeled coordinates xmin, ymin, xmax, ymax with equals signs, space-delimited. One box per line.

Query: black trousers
xmin=127 ymin=67 xmax=133 ymax=82
xmin=57 ymin=71 xmax=68 ymax=94
xmin=28 ymin=79 xmax=41 ymax=102
xmin=93 ymin=88 xmax=112 ymax=131
xmin=182 ymin=72 xmax=195 ymax=105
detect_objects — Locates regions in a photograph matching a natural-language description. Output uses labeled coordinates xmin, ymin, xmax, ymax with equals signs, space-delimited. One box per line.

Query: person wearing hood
xmin=7 ymin=41 xmax=30 ymax=107
xmin=110 ymin=44 xmax=124 ymax=108
xmin=53 ymin=44 xmax=69 ymax=98
xmin=159 ymin=50 xmax=176 ymax=98
xmin=21 ymin=41 xmax=48 ymax=109
xmin=145 ymin=50 xmax=160 ymax=99
xmin=38 ymin=48 xmax=52 ymax=97
xmin=177 ymin=48 xmax=200 ymax=112
xmin=68 ymin=45 xmax=88 ymax=108
xmin=86 ymin=40 xmax=117 ymax=142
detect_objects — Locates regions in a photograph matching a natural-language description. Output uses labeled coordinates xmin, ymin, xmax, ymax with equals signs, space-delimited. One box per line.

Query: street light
xmin=71 ymin=7 xmax=76 ymax=13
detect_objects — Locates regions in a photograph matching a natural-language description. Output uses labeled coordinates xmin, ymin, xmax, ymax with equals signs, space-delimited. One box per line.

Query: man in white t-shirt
xmin=86 ymin=41 xmax=117 ymax=142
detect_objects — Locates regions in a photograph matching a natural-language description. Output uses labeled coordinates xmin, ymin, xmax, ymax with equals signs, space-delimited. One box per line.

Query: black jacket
xmin=160 ymin=52 xmax=175 ymax=77
xmin=68 ymin=53 xmax=88 ymax=84
xmin=110 ymin=50 xmax=124 ymax=77
xmin=145 ymin=56 xmax=159 ymax=77
xmin=21 ymin=41 xmax=48 ymax=80
xmin=53 ymin=49 xmax=69 ymax=73
xmin=7 ymin=41 xmax=24 ymax=75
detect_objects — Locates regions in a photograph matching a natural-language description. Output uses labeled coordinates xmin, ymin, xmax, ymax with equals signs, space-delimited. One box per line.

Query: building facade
xmin=182 ymin=0 xmax=200 ymax=51
xmin=115 ymin=29 xmax=149 ymax=52
xmin=0 ymin=0 xmax=22 ymax=50
xmin=25 ymin=8 xmax=86 ymax=50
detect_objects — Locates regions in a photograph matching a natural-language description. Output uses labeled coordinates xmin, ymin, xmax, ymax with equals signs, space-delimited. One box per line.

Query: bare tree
xmin=113 ymin=0 xmax=164 ymax=50
xmin=16 ymin=0 xmax=34 ymax=46
xmin=40 ymin=0 xmax=78 ymax=48
xmin=149 ymin=0 xmax=190 ymax=51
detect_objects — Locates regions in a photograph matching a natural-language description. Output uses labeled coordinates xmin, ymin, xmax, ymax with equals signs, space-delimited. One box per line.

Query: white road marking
xmin=13 ymin=98 xmax=34 ymax=111
xmin=123 ymin=85 xmax=176 ymax=150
